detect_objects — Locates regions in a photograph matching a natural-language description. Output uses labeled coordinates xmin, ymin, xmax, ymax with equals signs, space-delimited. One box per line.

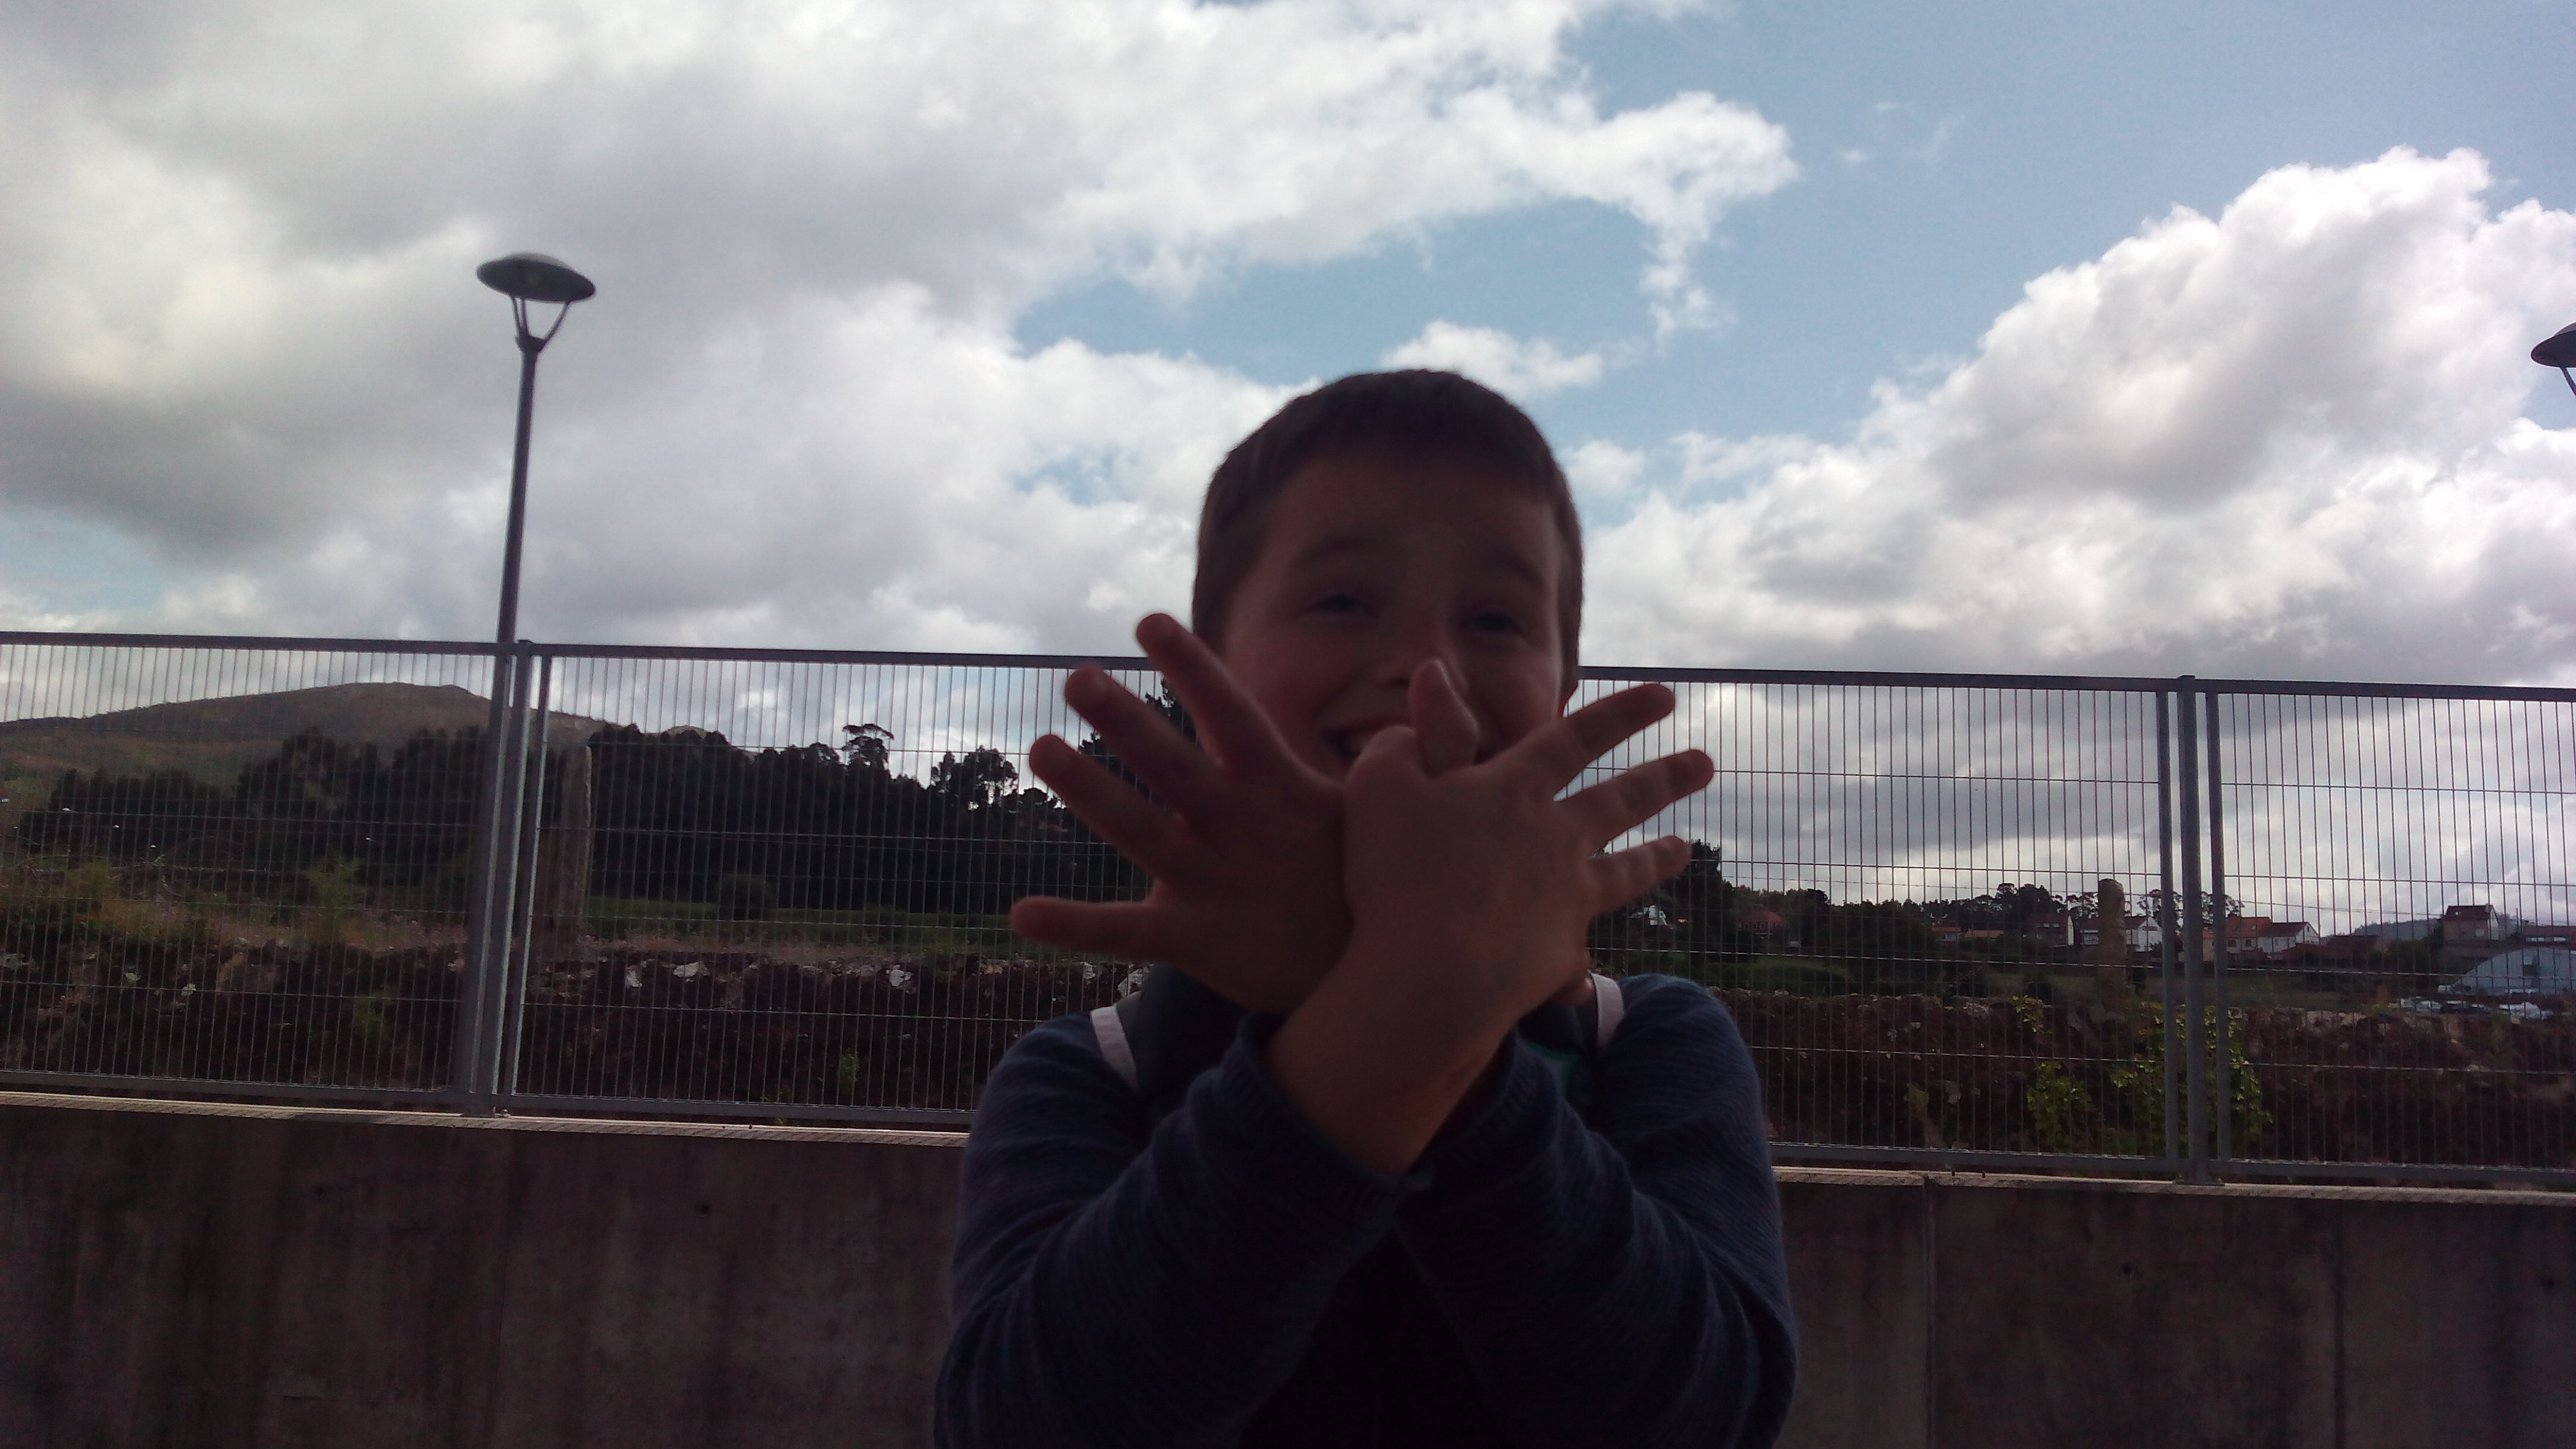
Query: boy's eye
xmin=1467 ymin=608 xmax=1524 ymax=636
xmin=1312 ymin=593 xmax=1367 ymax=616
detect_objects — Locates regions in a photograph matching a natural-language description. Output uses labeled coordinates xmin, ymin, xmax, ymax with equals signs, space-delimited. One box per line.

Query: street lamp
xmin=2536 ymin=321 xmax=2576 ymax=400
xmin=461 ymin=252 xmax=593 ymax=1112
xmin=475 ymin=252 xmax=596 ymax=645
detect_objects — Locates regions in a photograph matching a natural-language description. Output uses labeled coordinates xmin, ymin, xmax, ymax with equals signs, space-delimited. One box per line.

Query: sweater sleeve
xmin=936 ymin=1013 xmax=1410 ymax=1449
xmin=1394 ymin=975 xmax=1798 ymax=1449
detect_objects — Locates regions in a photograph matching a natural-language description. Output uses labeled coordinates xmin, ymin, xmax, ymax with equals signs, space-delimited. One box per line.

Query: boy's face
xmin=1216 ymin=448 xmax=1573 ymax=781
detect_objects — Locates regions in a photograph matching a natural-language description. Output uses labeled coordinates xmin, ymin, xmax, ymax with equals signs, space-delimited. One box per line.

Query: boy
xmin=937 ymin=371 xmax=1796 ymax=1447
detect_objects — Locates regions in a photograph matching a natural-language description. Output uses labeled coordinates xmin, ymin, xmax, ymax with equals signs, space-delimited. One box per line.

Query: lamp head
xmin=476 ymin=253 xmax=596 ymax=304
xmin=2533 ymin=322 xmax=2576 ymax=370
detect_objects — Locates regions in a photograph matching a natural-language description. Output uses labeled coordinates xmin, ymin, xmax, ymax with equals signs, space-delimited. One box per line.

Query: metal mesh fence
xmin=1569 ymin=675 xmax=2178 ymax=1163
xmin=4 ymin=633 xmax=2571 ymax=1179
xmin=2210 ymin=688 xmax=2576 ymax=1173
xmin=0 ymin=637 xmax=498 ymax=1099
xmin=498 ymin=652 xmax=1155 ymax=1120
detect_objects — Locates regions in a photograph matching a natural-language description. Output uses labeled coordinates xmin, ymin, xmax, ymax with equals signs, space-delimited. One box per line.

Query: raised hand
xmin=1266 ymin=665 xmax=1713 ymax=1172
xmin=1348 ymin=666 xmax=1713 ymax=1037
xmin=1007 ymin=614 xmax=1347 ymax=1013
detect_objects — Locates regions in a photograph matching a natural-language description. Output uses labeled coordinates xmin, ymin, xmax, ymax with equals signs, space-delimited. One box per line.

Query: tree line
xmin=20 ymin=708 xmax=2189 ymax=978
xmin=9 ymin=709 xmax=1172 ymax=917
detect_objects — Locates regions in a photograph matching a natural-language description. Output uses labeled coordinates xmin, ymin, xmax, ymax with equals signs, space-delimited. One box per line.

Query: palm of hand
xmin=1007 ymin=616 xmax=1350 ymax=1013
xmin=1341 ymin=665 xmax=1712 ymax=1036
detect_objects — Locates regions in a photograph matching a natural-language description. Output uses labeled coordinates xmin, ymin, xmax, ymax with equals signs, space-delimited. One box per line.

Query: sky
xmin=5 ymin=0 xmax=2574 ymax=684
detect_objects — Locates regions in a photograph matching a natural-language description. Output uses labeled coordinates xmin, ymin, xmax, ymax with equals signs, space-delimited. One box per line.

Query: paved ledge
xmin=0 ymin=1088 xmax=971 ymax=1148
xmin=19 ymin=1093 xmax=2558 ymax=1203
xmin=1774 ymin=1161 xmax=2576 ymax=1206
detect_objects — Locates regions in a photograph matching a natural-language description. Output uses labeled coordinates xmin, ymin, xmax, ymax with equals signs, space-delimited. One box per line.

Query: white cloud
xmin=0 ymin=0 xmax=1791 ymax=648
xmin=1586 ymin=148 xmax=2576 ymax=683
xmin=1563 ymin=439 xmax=1646 ymax=504
xmin=1382 ymin=320 xmax=1609 ymax=399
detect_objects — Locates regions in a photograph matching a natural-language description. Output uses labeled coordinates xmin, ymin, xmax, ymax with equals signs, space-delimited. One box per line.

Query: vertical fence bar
xmin=465 ymin=649 xmax=537 ymax=1113
xmin=455 ymin=642 xmax=519 ymax=1106
xmin=2204 ymin=690 xmax=2232 ymax=1169
xmin=2155 ymin=690 xmax=2181 ymax=1166
xmin=497 ymin=655 xmax=555 ymax=1105
xmin=2175 ymin=675 xmax=2211 ymax=1181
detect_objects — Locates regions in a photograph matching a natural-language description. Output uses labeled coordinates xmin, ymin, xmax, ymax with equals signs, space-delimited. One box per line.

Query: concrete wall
xmin=1773 ymin=1170 xmax=2574 ymax=1449
xmin=2 ymin=1091 xmax=2568 ymax=1448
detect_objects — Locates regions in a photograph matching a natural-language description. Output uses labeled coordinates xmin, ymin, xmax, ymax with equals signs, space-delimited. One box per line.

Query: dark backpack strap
xmin=1089 ymin=965 xmax=1244 ymax=1124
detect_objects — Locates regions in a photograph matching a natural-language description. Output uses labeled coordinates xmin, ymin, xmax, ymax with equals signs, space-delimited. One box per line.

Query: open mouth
xmin=1325 ymin=722 xmax=1496 ymax=766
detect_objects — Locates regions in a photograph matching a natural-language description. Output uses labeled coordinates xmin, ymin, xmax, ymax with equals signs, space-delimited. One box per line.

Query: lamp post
xmin=476 ymin=253 xmax=597 ymax=646
xmin=459 ymin=252 xmax=594 ymax=1112
xmin=2535 ymin=321 xmax=2576 ymax=400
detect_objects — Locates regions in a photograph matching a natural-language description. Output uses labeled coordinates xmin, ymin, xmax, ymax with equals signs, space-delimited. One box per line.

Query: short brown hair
xmin=1190 ymin=370 xmax=1585 ymax=685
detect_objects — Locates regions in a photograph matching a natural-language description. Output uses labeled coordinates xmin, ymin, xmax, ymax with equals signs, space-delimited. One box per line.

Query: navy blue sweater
xmin=937 ymin=974 xmax=1796 ymax=1448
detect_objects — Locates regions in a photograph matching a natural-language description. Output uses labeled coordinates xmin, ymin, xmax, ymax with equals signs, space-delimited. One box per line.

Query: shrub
xmin=714 ymin=873 xmax=775 ymax=922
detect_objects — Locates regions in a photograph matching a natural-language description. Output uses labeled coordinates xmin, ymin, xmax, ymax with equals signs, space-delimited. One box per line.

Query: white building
xmin=2077 ymin=915 xmax=2163 ymax=952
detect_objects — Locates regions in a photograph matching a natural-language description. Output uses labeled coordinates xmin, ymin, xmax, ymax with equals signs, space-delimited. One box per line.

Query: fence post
xmin=458 ymin=647 xmax=536 ymax=1115
xmin=2204 ymin=691 xmax=2233 ymax=1170
xmin=2175 ymin=676 xmax=2212 ymax=1182
xmin=456 ymin=644 xmax=513 ymax=1108
xmin=496 ymin=655 xmax=554 ymax=1107
xmin=2154 ymin=691 xmax=2182 ymax=1167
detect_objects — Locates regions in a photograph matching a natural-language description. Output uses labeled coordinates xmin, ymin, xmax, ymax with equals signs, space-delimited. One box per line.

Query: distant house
xmin=2023 ymin=914 xmax=2075 ymax=947
xmin=2078 ymin=915 xmax=2161 ymax=952
xmin=1737 ymin=908 xmax=1788 ymax=940
xmin=2517 ymin=924 xmax=2574 ymax=949
xmin=2442 ymin=947 xmax=2576 ymax=997
xmin=2290 ymin=934 xmax=2380 ymax=968
xmin=2205 ymin=912 xmax=2329 ymax=959
xmin=2440 ymin=904 xmax=2510 ymax=942
xmin=2439 ymin=904 xmax=2522 ymax=970
xmin=2223 ymin=917 xmax=2320 ymax=959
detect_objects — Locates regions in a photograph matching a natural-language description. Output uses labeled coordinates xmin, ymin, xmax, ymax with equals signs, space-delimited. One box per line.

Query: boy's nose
xmin=1370 ymin=615 xmax=1465 ymax=691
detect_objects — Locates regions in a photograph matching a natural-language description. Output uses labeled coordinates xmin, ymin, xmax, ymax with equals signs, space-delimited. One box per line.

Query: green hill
xmin=1 ymin=681 xmax=608 ymax=839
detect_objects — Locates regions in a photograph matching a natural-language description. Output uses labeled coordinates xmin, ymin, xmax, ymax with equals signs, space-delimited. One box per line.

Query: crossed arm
xmin=937 ymin=979 xmax=1798 ymax=1448
xmin=946 ymin=614 xmax=1791 ymax=1446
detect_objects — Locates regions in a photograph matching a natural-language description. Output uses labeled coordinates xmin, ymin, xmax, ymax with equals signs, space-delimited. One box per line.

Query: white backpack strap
xmin=1589 ymin=973 xmax=1624 ymax=1050
xmin=1090 ymin=1003 xmax=1139 ymax=1090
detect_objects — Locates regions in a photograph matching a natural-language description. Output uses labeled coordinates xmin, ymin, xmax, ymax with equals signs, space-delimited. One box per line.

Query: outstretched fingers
xmin=1132 ymin=613 xmax=1303 ymax=781
xmin=1060 ymin=666 xmax=1228 ymax=820
xmin=1007 ymin=896 xmax=1173 ymax=963
xmin=1518 ymin=683 xmax=1680 ymax=793
xmin=1024 ymin=733 xmax=1199 ymax=881
xmin=1583 ymin=836 xmax=1695 ymax=913
xmin=1562 ymin=748 xmax=1715 ymax=851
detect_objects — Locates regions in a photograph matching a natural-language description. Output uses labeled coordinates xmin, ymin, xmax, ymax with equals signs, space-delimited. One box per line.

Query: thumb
xmin=1348 ymin=721 xmax=1427 ymax=785
xmin=1408 ymin=659 xmax=1480 ymax=776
